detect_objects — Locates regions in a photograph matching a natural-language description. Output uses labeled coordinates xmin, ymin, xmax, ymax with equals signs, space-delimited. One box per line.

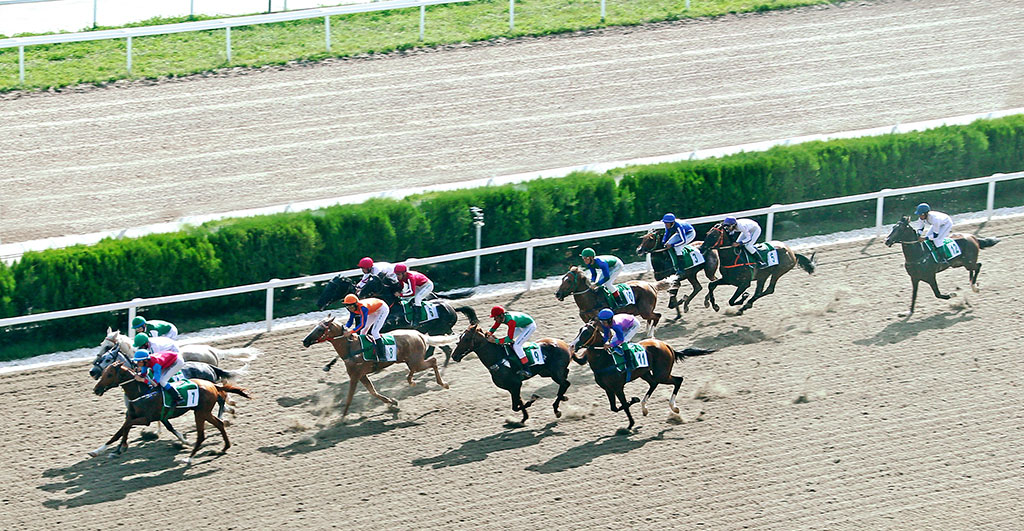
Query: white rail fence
xmin=1 ymin=170 xmax=1021 ymax=334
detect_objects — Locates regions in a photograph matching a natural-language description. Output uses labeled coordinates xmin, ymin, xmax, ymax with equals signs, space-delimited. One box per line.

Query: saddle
xmin=601 ymin=284 xmax=636 ymax=309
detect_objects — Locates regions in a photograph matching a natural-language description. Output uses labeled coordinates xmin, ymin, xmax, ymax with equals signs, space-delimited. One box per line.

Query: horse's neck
xmin=900 ymin=240 xmax=926 ymax=261
xmin=473 ymin=339 xmax=505 ymax=366
xmin=118 ymin=376 xmax=149 ymax=400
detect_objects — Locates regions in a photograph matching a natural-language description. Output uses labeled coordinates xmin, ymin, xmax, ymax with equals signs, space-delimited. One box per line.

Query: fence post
xmin=126 ymin=36 xmax=132 ymax=74
xmin=420 ymin=5 xmax=425 ymax=41
xmin=987 ymin=177 xmax=998 ymax=220
xmin=765 ymin=205 xmax=778 ymax=241
xmin=18 ymin=46 xmax=24 ymax=83
xmin=226 ymin=26 xmax=232 ymax=63
xmin=875 ymin=191 xmax=888 ymax=236
xmin=266 ymin=281 xmax=278 ymax=332
xmin=509 ymin=0 xmax=515 ymax=31
xmin=325 ymin=16 xmax=331 ymax=51
xmin=524 ymin=244 xmax=534 ymax=291
xmin=93 ymin=0 xmax=98 ymax=28
xmin=600 ymin=0 xmax=605 ymax=22
xmin=127 ymin=298 xmax=142 ymax=331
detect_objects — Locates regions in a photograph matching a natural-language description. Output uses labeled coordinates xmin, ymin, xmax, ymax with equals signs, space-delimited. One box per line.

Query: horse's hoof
xmin=972 ymin=285 xmax=980 ymax=293
xmin=441 ymin=383 xmax=450 ymax=390
xmin=671 ymin=406 xmax=680 ymax=414
xmin=712 ymin=304 xmax=720 ymax=312
xmin=322 ymin=366 xmax=331 ymax=372
xmin=704 ymin=300 xmax=710 ymax=308
xmin=555 ymin=410 xmax=562 ymax=418
xmin=408 ymin=381 xmax=417 ymax=387
xmin=642 ymin=406 xmax=649 ymax=416
xmin=87 ymin=450 xmax=100 ymax=458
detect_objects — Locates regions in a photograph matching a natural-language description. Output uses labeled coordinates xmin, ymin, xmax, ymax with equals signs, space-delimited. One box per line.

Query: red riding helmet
xmin=490 ymin=305 xmax=505 ymax=319
xmin=394 ymin=263 xmax=408 ymax=274
xmin=358 ymin=257 xmax=373 ymax=269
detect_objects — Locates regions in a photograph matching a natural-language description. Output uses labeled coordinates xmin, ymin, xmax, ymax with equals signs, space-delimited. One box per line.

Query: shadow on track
xmin=412 ymin=422 xmax=563 ymax=469
xmin=258 ymin=411 xmax=437 ymax=458
xmin=853 ymin=309 xmax=976 ymax=346
xmin=525 ymin=428 xmax=675 ymax=474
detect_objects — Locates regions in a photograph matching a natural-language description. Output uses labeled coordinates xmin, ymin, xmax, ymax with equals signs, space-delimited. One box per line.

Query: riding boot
xmin=516 ymin=361 xmax=532 ymax=380
xmin=375 ymin=338 xmax=387 ymax=361
xmin=166 ymin=385 xmax=184 ymax=407
xmin=410 ymin=304 xmax=421 ymax=325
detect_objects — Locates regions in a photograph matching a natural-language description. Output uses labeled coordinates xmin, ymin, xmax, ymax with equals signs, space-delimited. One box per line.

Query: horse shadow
xmin=525 ymin=428 xmax=675 ymax=474
xmin=258 ymin=412 xmax=433 ymax=458
xmin=411 ymin=421 xmax=563 ymax=469
xmin=38 ymin=442 xmax=219 ymax=509
xmin=691 ymin=324 xmax=768 ymax=350
xmin=276 ymin=370 xmax=440 ymax=413
xmin=853 ymin=309 xmax=976 ymax=346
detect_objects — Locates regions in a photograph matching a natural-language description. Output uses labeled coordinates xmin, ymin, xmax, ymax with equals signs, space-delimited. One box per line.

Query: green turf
xmin=0 ymin=0 xmax=835 ymax=92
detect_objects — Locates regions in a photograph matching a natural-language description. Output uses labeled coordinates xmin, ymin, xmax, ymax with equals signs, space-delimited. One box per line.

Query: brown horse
xmin=569 ymin=321 xmax=714 ymax=431
xmin=698 ymin=223 xmax=816 ymax=315
xmin=636 ymin=229 xmax=719 ymax=316
xmin=554 ymin=266 xmax=671 ymax=336
xmin=301 ymin=316 xmax=452 ymax=417
xmin=90 ymin=361 xmax=250 ymax=465
xmin=883 ymin=216 xmax=999 ymax=316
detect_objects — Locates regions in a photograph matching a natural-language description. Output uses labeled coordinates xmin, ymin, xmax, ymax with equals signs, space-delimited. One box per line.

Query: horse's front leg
xmin=927 ymin=275 xmax=953 ymax=300
xmin=738 ymin=277 xmax=768 ymax=315
xmin=683 ymin=274 xmax=702 ymax=314
xmin=323 ymin=356 xmax=339 ymax=372
xmin=704 ymin=279 xmax=723 ymax=312
xmin=341 ymin=376 xmax=360 ymax=417
xmin=161 ymin=419 xmax=189 ymax=445
xmin=360 ymin=374 xmax=397 ymax=407
xmin=728 ymin=281 xmax=751 ymax=306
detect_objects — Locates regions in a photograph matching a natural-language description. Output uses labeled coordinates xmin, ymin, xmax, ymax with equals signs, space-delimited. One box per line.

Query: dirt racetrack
xmin=0 ymin=216 xmax=1020 ymax=529
xmin=2 ymin=0 xmax=1023 ymax=243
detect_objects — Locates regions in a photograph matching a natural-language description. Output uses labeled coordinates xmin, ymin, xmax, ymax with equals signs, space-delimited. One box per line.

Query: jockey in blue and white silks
xmin=912 ymin=203 xmax=953 ymax=250
xmin=660 ymin=213 xmax=696 ymax=274
xmin=723 ymin=216 xmax=766 ymax=267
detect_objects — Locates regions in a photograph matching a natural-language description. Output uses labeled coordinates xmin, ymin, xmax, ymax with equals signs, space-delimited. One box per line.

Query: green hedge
xmin=3 ymin=115 xmax=1023 ymax=349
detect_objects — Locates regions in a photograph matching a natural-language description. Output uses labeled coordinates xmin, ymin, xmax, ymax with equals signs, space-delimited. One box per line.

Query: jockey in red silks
xmin=133 ymin=349 xmax=185 ymax=405
xmin=393 ymin=263 xmax=433 ymax=324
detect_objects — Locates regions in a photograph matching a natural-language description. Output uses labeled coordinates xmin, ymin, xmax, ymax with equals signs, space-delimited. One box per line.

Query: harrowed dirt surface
xmin=2 ymin=0 xmax=1023 ymax=243
xmin=1 ymin=216 xmax=1022 ymax=529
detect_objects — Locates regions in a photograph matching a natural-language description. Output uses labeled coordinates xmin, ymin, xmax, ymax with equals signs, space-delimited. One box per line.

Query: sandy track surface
xmin=1 ymin=216 xmax=1021 ymax=529
xmin=2 ymin=0 xmax=1022 ymax=243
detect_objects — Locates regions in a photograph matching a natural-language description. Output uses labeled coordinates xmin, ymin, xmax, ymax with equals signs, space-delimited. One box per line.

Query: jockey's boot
xmin=410 ymin=304 xmax=422 ymax=325
xmin=616 ymin=346 xmax=632 ymax=371
xmin=374 ymin=338 xmax=386 ymax=361
xmin=166 ymin=385 xmax=184 ymax=407
xmin=516 ymin=361 xmax=532 ymax=381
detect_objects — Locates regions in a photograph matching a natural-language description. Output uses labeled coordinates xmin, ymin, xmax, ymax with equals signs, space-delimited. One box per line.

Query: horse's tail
xmin=216 ymin=382 xmax=251 ymax=399
xmin=978 ymin=237 xmax=1000 ymax=249
xmin=653 ymin=276 xmax=678 ymax=291
xmin=795 ymin=252 xmax=817 ymax=274
xmin=674 ymin=347 xmax=716 ymax=361
xmin=211 ymin=363 xmax=249 ymax=381
xmin=423 ymin=334 xmax=457 ymax=347
xmin=438 ymin=288 xmax=475 ymax=300
xmin=455 ymin=305 xmax=479 ymax=325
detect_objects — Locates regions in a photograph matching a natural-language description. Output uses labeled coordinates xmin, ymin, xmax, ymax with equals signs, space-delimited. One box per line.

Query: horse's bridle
xmin=563 ymin=269 xmax=591 ymax=296
xmin=577 ymin=324 xmax=603 ymax=349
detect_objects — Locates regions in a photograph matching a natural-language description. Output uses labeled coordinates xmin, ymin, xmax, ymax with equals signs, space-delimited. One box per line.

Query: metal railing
xmin=1 ymin=170 xmax=1021 ymax=334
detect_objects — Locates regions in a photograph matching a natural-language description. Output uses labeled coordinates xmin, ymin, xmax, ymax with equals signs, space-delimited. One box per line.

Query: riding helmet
xmin=132 ymin=333 xmax=150 ymax=349
xmin=915 ymin=203 xmax=931 ymax=216
xmin=490 ymin=305 xmax=505 ymax=319
xmin=723 ymin=216 xmax=737 ymax=226
xmin=358 ymin=257 xmax=374 ymax=269
xmin=580 ymin=248 xmax=596 ymax=258
xmin=598 ymin=308 xmax=614 ymax=320
xmin=131 ymin=316 xmax=146 ymax=329
xmin=133 ymin=349 xmax=150 ymax=362
xmin=394 ymin=263 xmax=408 ymax=274
xmin=343 ymin=294 xmax=359 ymax=305
xmin=661 ymin=213 xmax=676 ymax=223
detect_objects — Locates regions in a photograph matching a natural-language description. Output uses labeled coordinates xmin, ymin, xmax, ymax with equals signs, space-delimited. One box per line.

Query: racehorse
xmin=96 ymin=327 xmax=237 ymax=367
xmin=554 ymin=266 xmax=671 ymax=335
xmin=883 ymin=216 xmax=999 ymax=316
xmin=569 ymin=321 xmax=714 ymax=431
xmin=90 ymin=361 xmax=250 ymax=464
xmin=315 ymin=276 xmax=474 ymax=365
xmin=315 ymin=273 xmax=474 ymax=311
xmin=636 ymin=229 xmax=720 ymax=316
xmin=698 ymin=223 xmax=816 ymax=315
xmin=450 ymin=308 xmax=571 ymax=423
xmin=301 ymin=316 xmax=453 ymax=417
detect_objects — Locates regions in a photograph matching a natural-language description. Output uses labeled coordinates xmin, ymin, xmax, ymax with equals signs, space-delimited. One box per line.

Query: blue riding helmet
xmin=915 ymin=203 xmax=931 ymax=216
xmin=661 ymin=213 xmax=676 ymax=223
xmin=598 ymin=308 xmax=614 ymax=320
xmin=132 ymin=349 xmax=151 ymax=363
xmin=723 ymin=216 xmax=737 ymax=226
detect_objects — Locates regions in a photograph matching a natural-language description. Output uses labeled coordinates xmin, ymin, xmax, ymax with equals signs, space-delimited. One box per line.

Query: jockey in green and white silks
xmin=487 ymin=305 xmax=536 ymax=379
xmin=133 ymin=332 xmax=179 ymax=355
xmin=131 ymin=316 xmax=178 ymax=340
xmin=660 ymin=213 xmax=696 ymax=273
xmin=580 ymin=248 xmax=623 ymax=289
xmin=912 ymin=203 xmax=953 ymax=251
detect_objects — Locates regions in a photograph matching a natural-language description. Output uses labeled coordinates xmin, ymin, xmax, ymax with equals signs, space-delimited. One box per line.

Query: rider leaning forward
xmin=486 ymin=305 xmax=535 ymax=380
xmin=913 ymin=203 xmax=953 ymax=251
xmin=722 ymin=216 xmax=767 ymax=267
xmin=580 ymin=247 xmax=624 ymax=304
xmin=133 ymin=349 xmax=186 ymax=406
xmin=344 ymin=294 xmax=390 ymax=357
xmin=393 ymin=264 xmax=433 ymax=325
xmin=596 ymin=308 xmax=641 ymax=369
xmin=131 ymin=316 xmax=178 ymax=340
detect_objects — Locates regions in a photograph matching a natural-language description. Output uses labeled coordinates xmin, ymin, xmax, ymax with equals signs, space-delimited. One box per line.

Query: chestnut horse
xmin=90 ymin=361 xmax=250 ymax=464
xmin=698 ymin=223 xmax=816 ymax=315
xmin=636 ymin=229 xmax=719 ymax=316
xmin=554 ymin=266 xmax=671 ymax=336
xmin=301 ymin=316 xmax=453 ymax=417
xmin=569 ymin=321 xmax=714 ymax=431
xmin=883 ymin=216 xmax=999 ymax=316
xmin=451 ymin=313 xmax=571 ymax=423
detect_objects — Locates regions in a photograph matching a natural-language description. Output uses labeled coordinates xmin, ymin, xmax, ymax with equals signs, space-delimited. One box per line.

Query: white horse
xmin=96 ymin=327 xmax=256 ymax=367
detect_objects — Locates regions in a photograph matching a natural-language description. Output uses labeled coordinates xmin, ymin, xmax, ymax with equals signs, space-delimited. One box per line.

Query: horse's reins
xmin=315 ymin=323 xmax=374 ymax=360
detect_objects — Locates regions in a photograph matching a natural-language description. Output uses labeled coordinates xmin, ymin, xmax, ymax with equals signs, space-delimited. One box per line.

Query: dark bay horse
xmin=569 ymin=322 xmax=714 ymax=431
xmin=636 ymin=229 xmax=719 ymax=316
xmin=698 ymin=223 xmax=816 ymax=315
xmin=90 ymin=361 xmax=250 ymax=464
xmin=884 ymin=216 xmax=999 ymax=316
xmin=555 ymin=266 xmax=671 ymax=336
xmin=315 ymin=275 xmax=474 ymax=365
xmin=451 ymin=308 xmax=571 ymax=423
xmin=301 ymin=316 xmax=452 ymax=417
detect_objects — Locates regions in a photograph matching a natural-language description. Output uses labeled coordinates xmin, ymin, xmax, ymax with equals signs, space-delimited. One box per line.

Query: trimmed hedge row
xmin=2 ymin=116 xmax=1022 ymax=330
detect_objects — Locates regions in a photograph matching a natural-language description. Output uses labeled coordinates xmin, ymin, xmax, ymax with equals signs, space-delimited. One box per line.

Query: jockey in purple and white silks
xmin=597 ymin=309 xmax=640 ymax=355
xmin=355 ymin=257 xmax=398 ymax=291
xmin=912 ymin=203 xmax=953 ymax=251
xmin=723 ymin=216 xmax=766 ymax=267
xmin=660 ymin=213 xmax=696 ymax=274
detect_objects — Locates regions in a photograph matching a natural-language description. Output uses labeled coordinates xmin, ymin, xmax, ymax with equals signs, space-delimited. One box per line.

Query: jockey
xmin=133 ymin=333 xmax=179 ymax=355
xmin=486 ymin=305 xmax=536 ymax=380
xmin=580 ymin=248 xmax=623 ymax=290
xmin=133 ymin=349 xmax=185 ymax=406
xmin=131 ymin=316 xmax=178 ymax=340
xmin=723 ymin=216 xmax=766 ymax=267
xmin=355 ymin=257 xmax=398 ymax=291
xmin=343 ymin=294 xmax=390 ymax=356
xmin=913 ymin=203 xmax=954 ymax=256
xmin=660 ymin=213 xmax=697 ymax=274
xmin=597 ymin=309 xmax=641 ymax=369
xmin=393 ymin=263 xmax=433 ymax=324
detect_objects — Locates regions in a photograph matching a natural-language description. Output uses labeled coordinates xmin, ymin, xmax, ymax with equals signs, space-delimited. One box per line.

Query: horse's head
xmin=636 ymin=229 xmax=659 ymax=256
xmin=699 ymin=223 xmax=730 ymax=253
xmin=568 ymin=321 xmax=603 ymax=364
xmin=302 ymin=315 xmax=338 ymax=348
xmin=451 ymin=325 xmax=486 ymax=363
xmin=884 ymin=216 xmax=919 ymax=247
xmin=93 ymin=360 xmax=132 ymax=396
xmin=317 ymin=275 xmax=355 ymax=311
xmin=89 ymin=345 xmax=121 ymax=380
xmin=555 ymin=267 xmax=588 ymax=301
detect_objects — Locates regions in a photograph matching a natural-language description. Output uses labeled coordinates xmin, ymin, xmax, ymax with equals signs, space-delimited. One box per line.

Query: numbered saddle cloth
xmin=399 ymin=300 xmax=440 ymax=323
xmin=522 ymin=342 xmax=544 ymax=366
xmin=923 ymin=238 xmax=961 ymax=262
xmin=679 ymin=244 xmax=705 ymax=269
xmin=753 ymin=242 xmax=780 ymax=267
xmin=161 ymin=379 xmax=199 ymax=417
xmin=358 ymin=334 xmax=397 ymax=362
xmin=611 ymin=343 xmax=649 ymax=372
xmin=603 ymin=283 xmax=636 ymax=309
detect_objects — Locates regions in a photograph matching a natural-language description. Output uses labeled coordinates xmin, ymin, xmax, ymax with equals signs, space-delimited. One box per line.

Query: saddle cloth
xmin=399 ymin=300 xmax=441 ymax=323
xmin=603 ymin=283 xmax=636 ymax=309
xmin=754 ymin=242 xmax=780 ymax=267
xmin=160 ymin=379 xmax=199 ymax=418
xmin=611 ymin=343 xmax=649 ymax=372
xmin=358 ymin=334 xmax=397 ymax=362
xmin=679 ymin=244 xmax=705 ymax=269
xmin=923 ymin=238 xmax=962 ymax=262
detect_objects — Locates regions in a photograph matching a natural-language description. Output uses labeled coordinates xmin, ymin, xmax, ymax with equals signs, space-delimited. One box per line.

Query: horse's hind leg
xmin=639 ymin=374 xmax=658 ymax=417
xmin=738 ymin=277 xmax=768 ymax=315
xmin=682 ymin=275 xmax=702 ymax=314
xmin=360 ymin=375 xmax=397 ymax=407
xmin=161 ymin=420 xmax=188 ymax=445
xmin=439 ymin=344 xmax=453 ymax=367
xmin=971 ymin=262 xmax=982 ymax=292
